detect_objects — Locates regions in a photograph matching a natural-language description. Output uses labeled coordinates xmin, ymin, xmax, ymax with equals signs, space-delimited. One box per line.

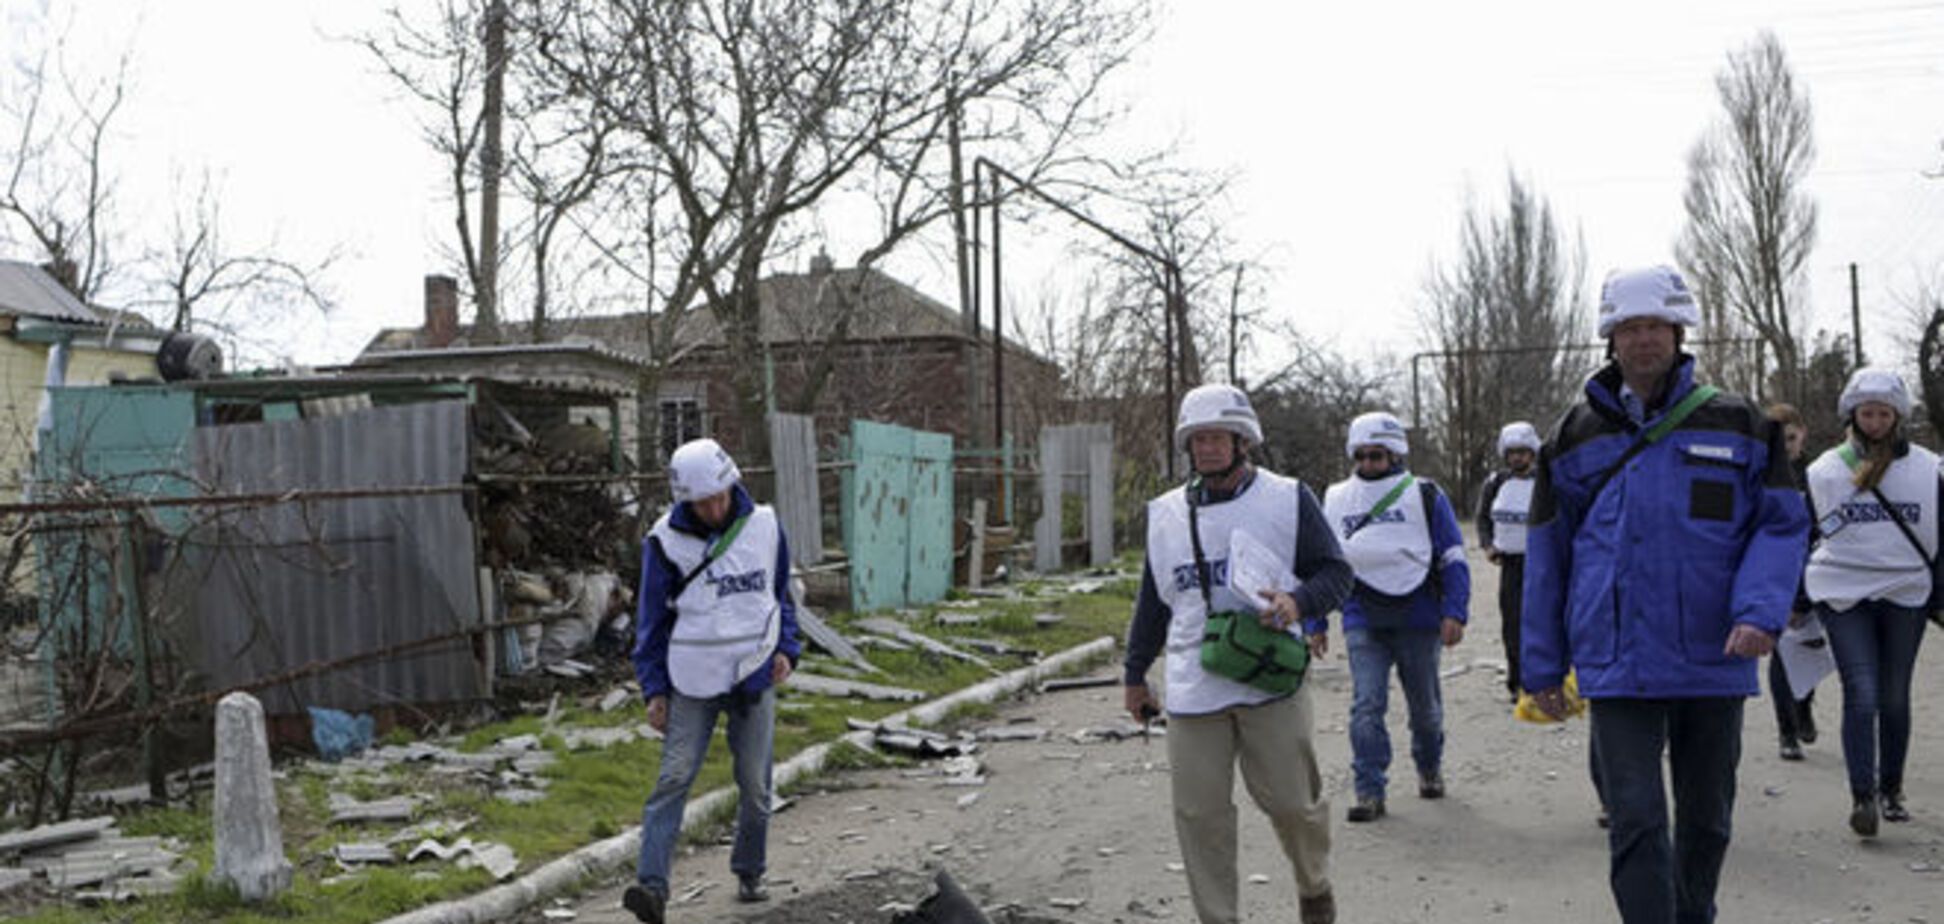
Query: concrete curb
xmin=378 ymin=635 xmax=1119 ymax=924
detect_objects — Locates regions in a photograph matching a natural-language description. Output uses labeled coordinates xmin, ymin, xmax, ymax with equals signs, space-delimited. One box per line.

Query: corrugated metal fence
xmin=766 ymin=412 xmax=823 ymax=567
xmin=1035 ymin=423 xmax=1115 ymax=573
xmin=187 ymin=401 xmax=486 ymax=713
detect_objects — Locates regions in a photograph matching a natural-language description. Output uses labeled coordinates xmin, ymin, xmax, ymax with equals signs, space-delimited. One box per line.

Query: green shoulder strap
xmin=1365 ymin=473 xmax=1417 ymax=522
xmin=1345 ymin=473 xmax=1416 ymax=538
xmin=1837 ymin=441 xmax=1861 ymax=471
xmin=1644 ymin=384 xmax=1719 ymax=444
xmin=1586 ymin=384 xmax=1720 ymax=502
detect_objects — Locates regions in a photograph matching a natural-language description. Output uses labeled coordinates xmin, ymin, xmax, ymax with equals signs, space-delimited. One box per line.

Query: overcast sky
xmin=8 ymin=0 xmax=1944 ymax=383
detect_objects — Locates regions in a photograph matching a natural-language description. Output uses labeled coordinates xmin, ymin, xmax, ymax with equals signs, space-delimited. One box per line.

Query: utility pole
xmin=991 ymin=167 xmax=1005 ymax=456
xmin=475 ymin=0 xmax=507 ymax=344
xmin=1850 ymin=262 xmax=1863 ymax=367
xmin=948 ymin=79 xmax=981 ymax=449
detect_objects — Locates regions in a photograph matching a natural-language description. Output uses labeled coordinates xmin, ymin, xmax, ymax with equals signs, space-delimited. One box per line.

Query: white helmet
xmin=1597 ymin=265 xmax=1702 ymax=337
xmin=667 ymin=438 xmax=741 ymax=503
xmin=1345 ymin=411 xmax=1409 ymax=460
xmin=1497 ymin=421 xmax=1541 ymax=456
xmin=1174 ymin=383 xmax=1263 ymax=451
xmin=1838 ymin=367 xmax=1912 ymax=421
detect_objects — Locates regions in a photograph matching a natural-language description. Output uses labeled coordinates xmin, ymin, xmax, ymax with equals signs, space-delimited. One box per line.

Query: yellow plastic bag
xmin=1514 ymin=672 xmax=1588 ymax=724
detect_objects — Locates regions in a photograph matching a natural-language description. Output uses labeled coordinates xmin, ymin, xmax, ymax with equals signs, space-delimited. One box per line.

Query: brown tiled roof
xmin=360 ymin=266 xmax=1045 ymax=364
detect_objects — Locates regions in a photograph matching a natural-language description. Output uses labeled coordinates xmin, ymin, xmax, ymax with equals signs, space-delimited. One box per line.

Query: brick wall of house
xmin=657 ymin=336 xmax=1062 ymax=463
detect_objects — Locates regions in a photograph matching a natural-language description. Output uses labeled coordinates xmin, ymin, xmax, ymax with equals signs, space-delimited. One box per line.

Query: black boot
xmin=1882 ymin=788 xmax=1911 ymax=823
xmin=1850 ymin=794 xmax=1880 ymax=838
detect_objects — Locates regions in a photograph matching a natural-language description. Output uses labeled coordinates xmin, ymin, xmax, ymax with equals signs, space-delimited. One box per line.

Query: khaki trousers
xmin=1168 ymin=687 xmax=1332 ymax=924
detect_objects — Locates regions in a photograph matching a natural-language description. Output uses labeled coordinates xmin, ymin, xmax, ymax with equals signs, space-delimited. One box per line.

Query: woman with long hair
xmin=1801 ymin=368 xmax=1944 ymax=837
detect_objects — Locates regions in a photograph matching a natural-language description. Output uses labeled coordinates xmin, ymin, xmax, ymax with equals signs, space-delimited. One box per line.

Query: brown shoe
xmin=1300 ymin=890 xmax=1337 ymax=924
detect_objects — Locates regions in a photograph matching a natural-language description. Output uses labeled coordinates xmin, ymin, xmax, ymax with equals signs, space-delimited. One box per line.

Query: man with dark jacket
xmin=624 ymin=439 xmax=801 ymax=924
xmin=1524 ymin=265 xmax=1808 ymax=924
xmin=1476 ymin=421 xmax=1540 ymax=701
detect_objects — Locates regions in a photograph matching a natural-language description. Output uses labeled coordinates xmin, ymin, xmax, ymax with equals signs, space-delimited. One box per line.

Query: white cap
xmin=1597 ymin=265 xmax=1702 ymax=337
xmin=668 ymin=438 xmax=741 ymax=503
xmin=1497 ymin=421 xmax=1541 ymax=456
xmin=1346 ymin=411 xmax=1409 ymax=459
xmin=1838 ymin=367 xmax=1911 ymax=421
xmin=1174 ymin=383 xmax=1263 ymax=451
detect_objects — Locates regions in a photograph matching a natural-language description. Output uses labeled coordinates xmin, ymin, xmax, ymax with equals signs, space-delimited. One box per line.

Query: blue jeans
xmin=1589 ymin=697 xmax=1742 ymax=924
xmin=1345 ymin=626 xmax=1443 ymax=799
xmin=636 ymin=686 xmax=776 ymax=896
xmin=1822 ymin=601 xmax=1928 ymax=798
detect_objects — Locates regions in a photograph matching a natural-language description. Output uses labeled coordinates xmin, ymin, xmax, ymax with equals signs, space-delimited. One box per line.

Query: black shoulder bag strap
xmin=1871 ymin=486 xmax=1935 ymax=569
xmin=1585 ymin=384 xmax=1720 ymax=502
xmin=1420 ymin=478 xmax=1444 ymax=602
xmin=1185 ymin=479 xmax=1216 ymax=612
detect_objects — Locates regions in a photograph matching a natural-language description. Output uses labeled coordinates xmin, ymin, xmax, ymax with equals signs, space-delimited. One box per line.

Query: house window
xmin=659 ymin=397 xmax=703 ymax=456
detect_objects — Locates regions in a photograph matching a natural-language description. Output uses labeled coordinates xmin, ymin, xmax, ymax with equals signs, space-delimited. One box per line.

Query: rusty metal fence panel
xmin=766 ymin=412 xmax=823 ymax=566
xmin=187 ymin=401 xmax=484 ymax=714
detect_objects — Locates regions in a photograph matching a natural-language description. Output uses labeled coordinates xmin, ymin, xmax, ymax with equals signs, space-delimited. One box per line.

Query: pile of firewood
xmin=475 ymin=415 xmax=633 ymax=572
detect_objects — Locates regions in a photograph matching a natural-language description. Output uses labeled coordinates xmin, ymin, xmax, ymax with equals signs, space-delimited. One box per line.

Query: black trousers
xmin=1768 ymin=649 xmax=1815 ymax=742
xmin=1498 ymin=554 xmax=1524 ymax=695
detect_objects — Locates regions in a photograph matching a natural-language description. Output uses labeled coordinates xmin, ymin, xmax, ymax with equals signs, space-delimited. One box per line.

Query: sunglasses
xmin=1353 ymin=450 xmax=1389 ymax=463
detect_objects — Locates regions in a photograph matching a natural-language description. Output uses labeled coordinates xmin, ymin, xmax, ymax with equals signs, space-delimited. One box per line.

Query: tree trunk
xmin=474 ymin=0 xmax=507 ymax=344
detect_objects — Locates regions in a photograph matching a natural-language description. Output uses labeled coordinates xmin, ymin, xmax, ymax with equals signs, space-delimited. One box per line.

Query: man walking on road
xmin=1324 ymin=411 xmax=1471 ymax=823
xmin=1523 ymin=265 xmax=1809 ymax=924
xmin=1123 ymin=383 xmax=1355 ymax=924
xmin=1477 ymin=420 xmax=1541 ymax=702
xmin=625 ymin=439 xmax=801 ymax=924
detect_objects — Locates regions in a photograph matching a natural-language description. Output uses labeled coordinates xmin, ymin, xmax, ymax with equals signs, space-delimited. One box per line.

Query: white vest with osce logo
xmin=1803 ymin=443 xmax=1940 ymax=613
xmin=1489 ymin=475 xmax=1535 ymax=555
xmin=1324 ymin=472 xmax=1434 ymax=596
xmin=650 ymin=504 xmax=784 ymax=698
xmin=1145 ymin=470 xmax=1303 ymax=716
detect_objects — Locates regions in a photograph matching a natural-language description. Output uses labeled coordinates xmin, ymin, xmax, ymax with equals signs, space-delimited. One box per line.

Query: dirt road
xmin=558 ymin=543 xmax=1944 ymax=923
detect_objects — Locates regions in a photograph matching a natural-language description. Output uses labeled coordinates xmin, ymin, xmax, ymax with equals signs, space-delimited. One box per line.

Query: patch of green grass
xmin=10 ymin=565 xmax=1140 ymax=924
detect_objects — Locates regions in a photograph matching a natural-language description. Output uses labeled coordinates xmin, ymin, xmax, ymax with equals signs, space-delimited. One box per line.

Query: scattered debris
xmin=0 ymin=817 xmax=184 ymax=901
xmin=1247 ymin=873 xmax=1270 ymax=884
xmin=599 ymin=688 xmax=633 ymax=713
xmin=333 ymin=843 xmax=397 ymax=867
xmin=329 ymin=796 xmax=417 ymax=825
xmin=457 ymin=842 xmax=519 ymax=881
xmin=792 ymin=673 xmax=927 ymax=702
xmin=889 ymin=870 xmax=992 ymax=924
xmin=936 ymin=612 xmax=989 ymax=627
xmin=1032 ymin=612 xmax=1066 ymax=628
xmin=0 ymin=817 xmax=116 ymax=857
xmin=975 ymin=725 xmax=1049 ymax=742
xmin=1050 ymin=896 xmax=1088 ymax=910
xmin=844 ymin=868 xmax=885 ymax=881
xmin=1439 ymin=664 xmax=1471 ymax=680
xmin=853 ymin=618 xmax=997 ymax=672
xmin=1038 ymin=676 xmax=1116 ymax=693
xmin=956 ymin=792 xmax=982 ymax=809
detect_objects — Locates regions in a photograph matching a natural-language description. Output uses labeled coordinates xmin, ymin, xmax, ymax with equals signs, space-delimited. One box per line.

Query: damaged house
xmin=354 ymin=256 xmax=1065 ymax=465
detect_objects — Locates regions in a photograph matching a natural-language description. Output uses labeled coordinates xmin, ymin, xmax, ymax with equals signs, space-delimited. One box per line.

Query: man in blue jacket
xmin=624 ymin=439 xmax=800 ymax=924
xmin=1524 ymin=265 xmax=1808 ymax=924
xmin=1323 ymin=412 xmax=1471 ymax=822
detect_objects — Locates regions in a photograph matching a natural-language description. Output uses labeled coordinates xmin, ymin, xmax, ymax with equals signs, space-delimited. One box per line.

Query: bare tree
xmin=1678 ymin=30 xmax=1817 ymax=405
xmin=134 ymin=173 xmax=338 ymax=358
xmin=0 ymin=25 xmax=129 ymax=302
xmin=1420 ymin=171 xmax=1586 ymax=507
xmin=529 ymin=0 xmax=1149 ymax=465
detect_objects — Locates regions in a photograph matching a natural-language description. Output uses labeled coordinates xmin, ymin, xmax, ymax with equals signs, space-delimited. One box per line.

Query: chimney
xmin=809 ymin=249 xmax=834 ymax=276
xmin=40 ymin=258 xmax=79 ymax=297
xmin=423 ymin=274 xmax=459 ymax=348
